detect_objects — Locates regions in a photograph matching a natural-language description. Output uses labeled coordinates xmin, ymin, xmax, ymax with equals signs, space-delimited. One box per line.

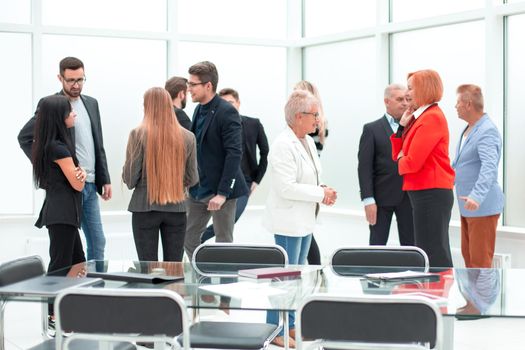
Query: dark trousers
xmin=132 ymin=211 xmax=187 ymax=262
xmin=408 ymin=189 xmax=454 ymax=268
xmin=306 ymin=236 xmax=321 ymax=265
xmin=47 ymin=224 xmax=86 ymax=316
xmin=47 ymin=224 xmax=86 ymax=274
xmin=369 ymin=193 xmax=414 ymax=246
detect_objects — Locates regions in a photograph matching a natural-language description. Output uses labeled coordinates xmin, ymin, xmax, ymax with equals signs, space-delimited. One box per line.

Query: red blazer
xmin=390 ymin=104 xmax=455 ymax=191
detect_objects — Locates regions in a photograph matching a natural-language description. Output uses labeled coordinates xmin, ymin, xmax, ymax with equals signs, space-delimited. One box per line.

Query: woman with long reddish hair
xmin=390 ymin=69 xmax=455 ymax=268
xmin=123 ymin=87 xmax=198 ymax=261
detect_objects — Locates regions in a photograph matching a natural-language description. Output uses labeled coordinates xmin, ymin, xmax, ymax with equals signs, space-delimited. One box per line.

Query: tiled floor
xmin=3 ymin=300 xmax=525 ymax=349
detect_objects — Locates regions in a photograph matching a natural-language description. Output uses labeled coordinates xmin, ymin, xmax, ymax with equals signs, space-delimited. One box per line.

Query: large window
xmin=1 ymin=0 xmax=525 ymax=234
xmin=177 ymin=0 xmax=287 ymax=39
xmin=42 ymin=0 xmax=167 ymax=31
xmin=391 ymin=0 xmax=485 ymax=22
xmin=303 ymin=38 xmax=377 ymax=210
xmin=0 ymin=33 xmax=33 ymax=214
xmin=176 ymin=41 xmax=287 ymax=205
xmin=0 ymin=0 xmax=30 ymax=24
xmin=505 ymin=14 xmax=525 ymax=226
xmin=303 ymin=0 xmax=376 ymax=37
xmin=40 ymin=35 xmax=167 ymax=211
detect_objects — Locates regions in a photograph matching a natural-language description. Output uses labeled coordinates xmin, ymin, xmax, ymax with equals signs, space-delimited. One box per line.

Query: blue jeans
xmin=81 ymin=183 xmax=106 ymax=261
xmin=266 ymin=234 xmax=312 ymax=334
xmin=200 ymin=191 xmax=250 ymax=243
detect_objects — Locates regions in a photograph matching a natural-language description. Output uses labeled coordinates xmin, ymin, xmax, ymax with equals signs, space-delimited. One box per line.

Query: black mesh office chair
xmin=187 ymin=243 xmax=287 ymax=349
xmin=29 ymin=288 xmax=190 ymax=350
xmin=0 ymin=255 xmax=45 ymax=350
xmin=330 ymin=246 xmax=429 ymax=276
xmin=296 ymin=294 xmax=443 ymax=350
xmin=192 ymin=242 xmax=288 ymax=276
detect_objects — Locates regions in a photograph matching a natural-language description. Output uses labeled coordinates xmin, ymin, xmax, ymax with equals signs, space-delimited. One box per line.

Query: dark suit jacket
xmin=191 ymin=94 xmax=248 ymax=199
xmin=174 ymin=107 xmax=192 ymax=131
xmin=358 ymin=115 xmax=404 ymax=206
xmin=18 ymin=91 xmax=111 ymax=195
xmin=241 ymin=115 xmax=269 ymax=184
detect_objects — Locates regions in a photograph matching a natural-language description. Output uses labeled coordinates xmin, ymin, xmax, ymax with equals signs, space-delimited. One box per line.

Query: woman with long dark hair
xmin=32 ymin=95 xmax=87 ymax=273
xmin=123 ymin=87 xmax=198 ymax=261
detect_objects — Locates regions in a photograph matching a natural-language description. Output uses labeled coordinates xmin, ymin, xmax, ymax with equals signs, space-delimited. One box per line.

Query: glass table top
xmin=1 ymin=259 xmax=523 ymax=319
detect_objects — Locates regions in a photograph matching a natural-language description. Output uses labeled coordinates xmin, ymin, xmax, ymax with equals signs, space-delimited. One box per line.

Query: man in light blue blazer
xmin=453 ymin=84 xmax=504 ymax=268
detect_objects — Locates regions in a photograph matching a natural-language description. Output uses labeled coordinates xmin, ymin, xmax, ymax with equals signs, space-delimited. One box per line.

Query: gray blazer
xmin=452 ymin=114 xmax=504 ymax=217
xmin=122 ymin=127 xmax=199 ymax=212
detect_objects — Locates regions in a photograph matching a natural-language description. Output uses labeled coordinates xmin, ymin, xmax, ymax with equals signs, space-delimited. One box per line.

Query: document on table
xmin=199 ymin=281 xmax=287 ymax=299
xmin=397 ymin=292 xmax=448 ymax=306
xmin=365 ymin=270 xmax=439 ymax=282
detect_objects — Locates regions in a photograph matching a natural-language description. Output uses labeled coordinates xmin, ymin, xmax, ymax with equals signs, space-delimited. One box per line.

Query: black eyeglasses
xmin=62 ymin=77 xmax=86 ymax=86
xmin=186 ymin=81 xmax=208 ymax=88
xmin=301 ymin=111 xmax=320 ymax=119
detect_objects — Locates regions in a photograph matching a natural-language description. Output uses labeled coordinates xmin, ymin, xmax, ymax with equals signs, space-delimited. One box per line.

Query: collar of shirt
xmin=413 ymin=104 xmax=433 ymax=119
xmin=385 ymin=113 xmax=399 ymax=133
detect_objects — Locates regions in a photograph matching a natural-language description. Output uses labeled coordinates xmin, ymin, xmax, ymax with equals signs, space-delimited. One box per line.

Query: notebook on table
xmin=87 ymin=271 xmax=184 ymax=284
xmin=0 ymin=275 xmax=103 ymax=298
xmin=238 ymin=267 xmax=301 ymax=279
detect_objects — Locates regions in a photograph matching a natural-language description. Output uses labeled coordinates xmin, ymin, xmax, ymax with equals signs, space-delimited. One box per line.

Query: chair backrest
xmin=0 ymin=255 xmax=45 ymax=286
xmin=55 ymin=288 xmax=190 ymax=350
xmin=297 ymin=294 xmax=442 ymax=350
xmin=330 ymin=246 xmax=429 ymax=275
xmin=192 ymin=243 xmax=288 ymax=276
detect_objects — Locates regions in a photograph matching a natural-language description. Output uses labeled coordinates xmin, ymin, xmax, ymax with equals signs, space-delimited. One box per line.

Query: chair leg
xmin=0 ymin=301 xmax=6 ymax=350
xmin=283 ymin=312 xmax=289 ymax=350
xmin=41 ymin=303 xmax=54 ymax=339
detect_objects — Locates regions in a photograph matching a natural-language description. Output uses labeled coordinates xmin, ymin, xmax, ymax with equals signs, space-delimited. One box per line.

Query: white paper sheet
xmin=199 ymin=281 xmax=287 ymax=299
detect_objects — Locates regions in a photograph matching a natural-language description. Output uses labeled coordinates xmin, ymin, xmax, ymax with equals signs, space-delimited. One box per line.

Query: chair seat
xmin=28 ymin=338 xmax=136 ymax=350
xmin=183 ymin=321 xmax=279 ymax=349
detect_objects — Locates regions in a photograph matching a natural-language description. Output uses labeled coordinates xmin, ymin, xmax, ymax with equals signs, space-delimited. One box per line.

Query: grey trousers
xmin=184 ymin=195 xmax=237 ymax=259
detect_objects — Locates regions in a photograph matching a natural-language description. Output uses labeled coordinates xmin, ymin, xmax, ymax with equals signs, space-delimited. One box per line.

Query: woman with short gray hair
xmin=263 ymin=90 xmax=337 ymax=348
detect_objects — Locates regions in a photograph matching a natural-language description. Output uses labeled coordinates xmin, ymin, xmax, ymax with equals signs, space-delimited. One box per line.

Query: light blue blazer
xmin=452 ymin=114 xmax=504 ymax=217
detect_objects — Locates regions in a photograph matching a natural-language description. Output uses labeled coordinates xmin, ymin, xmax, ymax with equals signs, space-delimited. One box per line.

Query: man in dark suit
xmin=201 ymin=87 xmax=269 ymax=243
xmin=183 ymin=61 xmax=249 ymax=258
xmin=165 ymin=76 xmax=192 ymax=130
xmin=18 ymin=56 xmax=111 ymax=260
xmin=357 ymin=84 xmax=414 ymax=245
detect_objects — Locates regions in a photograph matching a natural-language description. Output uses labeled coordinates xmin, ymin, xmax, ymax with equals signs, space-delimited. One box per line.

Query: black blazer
xmin=175 ymin=107 xmax=192 ymax=131
xmin=241 ymin=115 xmax=269 ymax=184
xmin=35 ymin=141 xmax=82 ymax=229
xmin=191 ymin=94 xmax=248 ymax=199
xmin=357 ymin=115 xmax=404 ymax=206
xmin=18 ymin=91 xmax=111 ymax=195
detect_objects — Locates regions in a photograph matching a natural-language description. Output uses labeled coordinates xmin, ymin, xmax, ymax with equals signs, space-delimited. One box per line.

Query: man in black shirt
xmin=165 ymin=76 xmax=192 ymax=130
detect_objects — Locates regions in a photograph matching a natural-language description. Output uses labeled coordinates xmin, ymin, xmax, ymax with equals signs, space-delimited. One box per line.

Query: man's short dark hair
xmin=59 ymin=57 xmax=84 ymax=76
xmin=188 ymin=61 xmax=219 ymax=92
xmin=165 ymin=76 xmax=188 ymax=100
xmin=218 ymin=88 xmax=239 ymax=101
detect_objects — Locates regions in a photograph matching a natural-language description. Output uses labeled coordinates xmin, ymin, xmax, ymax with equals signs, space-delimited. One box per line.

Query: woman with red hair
xmin=390 ymin=69 xmax=455 ymax=268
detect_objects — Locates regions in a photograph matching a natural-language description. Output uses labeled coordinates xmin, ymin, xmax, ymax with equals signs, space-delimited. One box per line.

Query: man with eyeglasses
xmin=164 ymin=76 xmax=192 ymax=130
xmin=183 ymin=61 xmax=248 ymax=259
xmin=18 ymin=56 xmax=111 ymax=262
xmin=357 ymin=83 xmax=414 ymax=246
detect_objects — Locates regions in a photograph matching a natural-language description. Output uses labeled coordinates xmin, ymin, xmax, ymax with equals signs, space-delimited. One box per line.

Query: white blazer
xmin=263 ymin=127 xmax=325 ymax=237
